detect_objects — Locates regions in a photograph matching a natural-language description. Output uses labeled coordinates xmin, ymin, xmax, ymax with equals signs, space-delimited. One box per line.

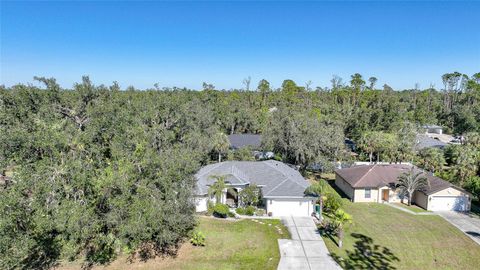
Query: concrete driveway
xmin=277 ymin=216 xmax=341 ymax=270
xmin=437 ymin=211 xmax=480 ymax=245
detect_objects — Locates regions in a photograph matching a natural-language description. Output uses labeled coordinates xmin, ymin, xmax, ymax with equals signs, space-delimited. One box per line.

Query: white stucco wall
xmin=265 ymin=198 xmax=314 ymax=217
xmin=388 ymin=189 xmax=404 ymax=203
xmin=335 ymin=173 xmax=355 ymax=200
xmin=353 ymin=188 xmax=379 ymax=202
xmin=413 ymin=191 xmax=428 ymax=209
xmin=430 ymin=187 xmax=465 ymax=197
xmin=194 ymin=196 xmax=209 ymax=212
xmin=376 ymin=187 xmax=403 ymax=203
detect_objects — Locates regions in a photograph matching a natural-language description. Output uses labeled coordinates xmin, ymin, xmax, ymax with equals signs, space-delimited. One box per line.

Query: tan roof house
xmin=335 ymin=164 xmax=471 ymax=212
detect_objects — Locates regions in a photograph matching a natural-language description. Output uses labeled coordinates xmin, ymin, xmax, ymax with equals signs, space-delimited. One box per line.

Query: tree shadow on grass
xmin=466 ymin=231 xmax=480 ymax=239
xmin=323 ymin=230 xmax=339 ymax=246
xmin=330 ymin=233 xmax=400 ymax=270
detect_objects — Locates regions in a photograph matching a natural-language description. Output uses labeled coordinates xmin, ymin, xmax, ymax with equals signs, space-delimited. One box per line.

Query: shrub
xmin=206 ymin=200 xmax=215 ymax=216
xmin=235 ymin=207 xmax=246 ymax=215
xmin=227 ymin=211 xmax=236 ymax=218
xmin=324 ymin=192 xmax=343 ymax=213
xmin=239 ymin=184 xmax=261 ymax=207
xmin=235 ymin=207 xmax=255 ymax=216
xmin=245 ymin=205 xmax=256 ymax=216
xmin=190 ymin=231 xmax=206 ymax=246
xmin=213 ymin=203 xmax=229 ymax=218
xmin=465 ymin=176 xmax=480 ymax=200
xmin=255 ymin=208 xmax=265 ymax=216
xmin=234 ymin=147 xmax=256 ymax=161
xmin=319 ymin=219 xmax=336 ymax=235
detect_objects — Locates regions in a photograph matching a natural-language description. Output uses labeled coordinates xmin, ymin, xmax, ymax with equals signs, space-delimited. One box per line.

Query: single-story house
xmin=423 ymin=124 xmax=443 ymax=135
xmin=335 ymin=164 xmax=471 ymax=211
xmin=193 ymin=160 xmax=315 ymax=216
xmin=415 ymin=134 xmax=447 ymax=150
xmin=227 ymin=134 xmax=262 ymax=150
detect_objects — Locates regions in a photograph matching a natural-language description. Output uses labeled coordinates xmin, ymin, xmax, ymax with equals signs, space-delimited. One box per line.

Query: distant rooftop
xmin=228 ymin=134 xmax=262 ymax=149
xmin=422 ymin=124 xmax=442 ymax=129
xmin=415 ymin=134 xmax=447 ymax=150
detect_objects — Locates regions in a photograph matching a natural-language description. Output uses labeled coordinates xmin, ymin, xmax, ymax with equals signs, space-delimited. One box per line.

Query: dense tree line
xmin=0 ymin=71 xmax=479 ymax=269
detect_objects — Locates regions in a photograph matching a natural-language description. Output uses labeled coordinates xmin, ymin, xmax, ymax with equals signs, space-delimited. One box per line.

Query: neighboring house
xmin=423 ymin=124 xmax=443 ymax=135
xmin=415 ymin=134 xmax=447 ymax=150
xmin=227 ymin=134 xmax=262 ymax=150
xmin=193 ymin=160 xmax=315 ymax=217
xmin=335 ymin=164 xmax=471 ymax=211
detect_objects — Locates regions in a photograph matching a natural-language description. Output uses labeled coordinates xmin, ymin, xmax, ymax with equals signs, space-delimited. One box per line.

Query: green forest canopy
xmin=0 ymin=72 xmax=479 ymax=269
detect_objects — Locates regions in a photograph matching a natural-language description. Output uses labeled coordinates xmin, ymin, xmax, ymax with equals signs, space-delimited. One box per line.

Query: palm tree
xmin=397 ymin=168 xmax=429 ymax=206
xmin=304 ymin=181 xmax=328 ymax=220
xmin=359 ymin=131 xmax=390 ymax=163
xmin=208 ymin=175 xmax=227 ymax=204
xmin=418 ymin=148 xmax=445 ymax=173
xmin=213 ymin=132 xmax=230 ymax=163
xmin=452 ymin=146 xmax=477 ymax=185
xmin=331 ymin=209 xmax=352 ymax=248
xmin=359 ymin=131 xmax=376 ymax=163
xmin=465 ymin=132 xmax=480 ymax=147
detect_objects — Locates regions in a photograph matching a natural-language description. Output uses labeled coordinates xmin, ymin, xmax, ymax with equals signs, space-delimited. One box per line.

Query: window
xmin=365 ymin=188 xmax=371 ymax=198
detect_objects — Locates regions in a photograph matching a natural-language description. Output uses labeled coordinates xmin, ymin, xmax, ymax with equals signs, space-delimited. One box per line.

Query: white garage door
xmin=268 ymin=199 xmax=312 ymax=217
xmin=430 ymin=196 xmax=468 ymax=211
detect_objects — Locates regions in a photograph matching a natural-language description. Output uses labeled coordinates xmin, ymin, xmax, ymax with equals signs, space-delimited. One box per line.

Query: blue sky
xmin=1 ymin=1 xmax=479 ymax=90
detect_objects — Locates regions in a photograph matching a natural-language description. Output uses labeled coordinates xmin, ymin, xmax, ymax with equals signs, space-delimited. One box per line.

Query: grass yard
xmin=305 ymin=171 xmax=336 ymax=184
xmin=392 ymin=202 xmax=430 ymax=213
xmin=60 ymin=217 xmax=289 ymax=270
xmin=323 ymin=202 xmax=480 ymax=270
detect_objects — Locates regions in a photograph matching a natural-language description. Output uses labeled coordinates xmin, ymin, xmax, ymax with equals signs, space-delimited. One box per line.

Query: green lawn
xmin=323 ymin=202 xmax=480 ymax=270
xmin=60 ymin=217 xmax=289 ymax=270
xmin=169 ymin=217 xmax=290 ymax=270
xmin=392 ymin=202 xmax=430 ymax=213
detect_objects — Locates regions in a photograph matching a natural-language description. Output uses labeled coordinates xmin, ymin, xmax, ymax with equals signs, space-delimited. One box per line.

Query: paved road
xmin=277 ymin=216 xmax=341 ymax=270
xmin=437 ymin=211 xmax=480 ymax=245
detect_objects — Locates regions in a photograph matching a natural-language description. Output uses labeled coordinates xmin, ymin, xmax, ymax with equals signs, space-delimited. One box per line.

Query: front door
xmin=382 ymin=189 xmax=389 ymax=202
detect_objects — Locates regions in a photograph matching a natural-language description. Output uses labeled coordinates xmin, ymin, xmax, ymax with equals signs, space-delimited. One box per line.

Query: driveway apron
xmin=437 ymin=211 xmax=480 ymax=245
xmin=277 ymin=216 xmax=342 ymax=270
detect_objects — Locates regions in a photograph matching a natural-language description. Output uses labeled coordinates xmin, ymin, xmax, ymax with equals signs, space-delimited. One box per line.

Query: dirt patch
xmin=57 ymin=242 xmax=195 ymax=270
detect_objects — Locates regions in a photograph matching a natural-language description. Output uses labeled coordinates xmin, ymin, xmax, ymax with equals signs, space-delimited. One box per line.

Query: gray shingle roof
xmin=415 ymin=135 xmax=447 ymax=150
xmin=422 ymin=124 xmax=442 ymax=129
xmin=195 ymin=160 xmax=310 ymax=198
xmin=228 ymin=134 xmax=262 ymax=149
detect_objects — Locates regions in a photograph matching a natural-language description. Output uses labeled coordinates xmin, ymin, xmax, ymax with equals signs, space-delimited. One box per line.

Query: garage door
xmin=430 ymin=196 xmax=468 ymax=211
xmin=268 ymin=199 xmax=312 ymax=217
